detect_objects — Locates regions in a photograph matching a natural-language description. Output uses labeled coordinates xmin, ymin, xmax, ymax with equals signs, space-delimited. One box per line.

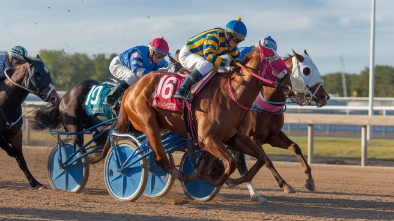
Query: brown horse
xmin=232 ymin=50 xmax=330 ymax=203
xmin=113 ymin=44 xmax=290 ymax=187
xmin=0 ymin=55 xmax=60 ymax=188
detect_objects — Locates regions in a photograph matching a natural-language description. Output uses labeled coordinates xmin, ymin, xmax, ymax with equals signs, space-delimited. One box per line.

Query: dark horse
xmin=31 ymin=64 xmax=179 ymax=151
xmin=232 ymin=50 xmax=330 ymax=203
xmin=0 ymin=55 xmax=60 ymax=188
xmin=105 ymin=43 xmax=291 ymax=187
xmin=31 ymin=79 xmax=117 ymax=157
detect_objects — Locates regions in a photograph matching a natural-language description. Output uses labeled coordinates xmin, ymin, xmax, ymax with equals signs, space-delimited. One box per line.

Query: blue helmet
xmin=224 ymin=17 xmax=247 ymax=40
xmin=9 ymin=46 xmax=28 ymax=61
xmin=260 ymin=36 xmax=277 ymax=52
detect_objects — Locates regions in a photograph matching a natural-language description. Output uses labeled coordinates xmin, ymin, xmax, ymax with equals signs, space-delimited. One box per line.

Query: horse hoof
xmin=305 ymin=180 xmax=315 ymax=191
xmin=283 ymin=186 xmax=296 ymax=194
xmin=251 ymin=195 xmax=268 ymax=204
xmin=37 ymin=185 xmax=47 ymax=190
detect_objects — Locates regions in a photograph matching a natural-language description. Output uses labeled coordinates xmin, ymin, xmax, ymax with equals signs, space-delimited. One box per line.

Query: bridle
xmin=228 ymin=51 xmax=289 ymax=110
xmin=288 ymin=55 xmax=326 ymax=106
xmin=5 ymin=64 xmax=56 ymax=102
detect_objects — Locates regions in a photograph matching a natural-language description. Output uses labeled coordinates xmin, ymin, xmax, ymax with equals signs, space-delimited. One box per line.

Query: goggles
xmin=233 ymin=37 xmax=243 ymax=43
xmin=153 ymin=51 xmax=166 ymax=59
xmin=13 ymin=57 xmax=26 ymax=64
xmin=229 ymin=33 xmax=244 ymax=43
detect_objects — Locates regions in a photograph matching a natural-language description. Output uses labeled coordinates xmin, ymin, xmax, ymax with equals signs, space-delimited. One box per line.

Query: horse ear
xmin=292 ymin=49 xmax=304 ymax=63
xmin=24 ymin=55 xmax=33 ymax=64
xmin=304 ymin=50 xmax=309 ymax=56
xmin=36 ymin=54 xmax=43 ymax=61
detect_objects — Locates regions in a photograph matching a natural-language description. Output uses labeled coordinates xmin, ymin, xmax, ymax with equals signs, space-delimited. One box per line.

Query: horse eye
xmin=34 ymin=71 xmax=42 ymax=79
xmin=303 ymin=67 xmax=311 ymax=76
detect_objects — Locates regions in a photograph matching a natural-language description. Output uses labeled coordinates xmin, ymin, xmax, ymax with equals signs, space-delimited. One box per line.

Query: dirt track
xmin=0 ymin=146 xmax=393 ymax=221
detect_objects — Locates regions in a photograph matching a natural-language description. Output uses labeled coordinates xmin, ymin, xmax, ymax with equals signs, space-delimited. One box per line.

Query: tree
xmin=323 ymin=65 xmax=394 ymax=97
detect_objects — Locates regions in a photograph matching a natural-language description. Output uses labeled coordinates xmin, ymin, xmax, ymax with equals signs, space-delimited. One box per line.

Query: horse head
xmin=283 ymin=50 xmax=330 ymax=107
xmin=5 ymin=55 xmax=60 ymax=106
xmin=232 ymin=45 xmax=290 ymax=110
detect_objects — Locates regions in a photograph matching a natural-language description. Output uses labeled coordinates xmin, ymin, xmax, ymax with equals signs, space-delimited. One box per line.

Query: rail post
xmin=361 ymin=125 xmax=367 ymax=166
xmin=307 ymin=124 xmax=314 ymax=164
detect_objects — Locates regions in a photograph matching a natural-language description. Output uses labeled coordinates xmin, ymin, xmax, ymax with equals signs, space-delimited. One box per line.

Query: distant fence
xmin=284 ymin=113 xmax=394 ymax=166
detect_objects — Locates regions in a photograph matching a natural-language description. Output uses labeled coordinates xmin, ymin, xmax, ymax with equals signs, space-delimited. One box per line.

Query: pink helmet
xmin=149 ymin=36 xmax=170 ymax=55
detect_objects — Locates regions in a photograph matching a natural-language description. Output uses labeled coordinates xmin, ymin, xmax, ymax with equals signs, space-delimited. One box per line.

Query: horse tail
xmin=116 ymin=102 xmax=130 ymax=133
xmin=30 ymin=103 xmax=61 ymax=130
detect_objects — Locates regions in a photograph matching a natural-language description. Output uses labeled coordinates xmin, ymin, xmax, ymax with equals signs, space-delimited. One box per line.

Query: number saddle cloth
xmin=84 ymin=79 xmax=118 ymax=119
xmin=152 ymin=70 xmax=217 ymax=112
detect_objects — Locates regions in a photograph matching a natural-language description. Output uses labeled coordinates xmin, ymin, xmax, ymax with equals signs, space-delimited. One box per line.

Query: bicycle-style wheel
xmin=104 ymin=139 xmax=147 ymax=201
xmin=179 ymin=151 xmax=221 ymax=201
xmin=47 ymin=140 xmax=90 ymax=193
xmin=144 ymin=153 xmax=175 ymax=198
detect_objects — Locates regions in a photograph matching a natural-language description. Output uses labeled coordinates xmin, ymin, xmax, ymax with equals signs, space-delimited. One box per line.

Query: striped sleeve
xmin=203 ymin=33 xmax=223 ymax=68
xmin=227 ymin=47 xmax=241 ymax=60
xmin=129 ymin=52 xmax=147 ymax=76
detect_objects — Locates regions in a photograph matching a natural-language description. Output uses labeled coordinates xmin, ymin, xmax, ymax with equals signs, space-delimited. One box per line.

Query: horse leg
xmin=142 ymin=119 xmax=187 ymax=181
xmin=0 ymin=135 xmax=16 ymax=157
xmin=225 ymin=136 xmax=266 ymax=187
xmin=263 ymin=153 xmax=296 ymax=193
xmin=61 ymin=113 xmax=84 ymax=150
xmin=199 ymin=136 xmax=237 ymax=187
xmin=230 ymin=149 xmax=268 ymax=203
xmin=8 ymin=129 xmax=43 ymax=188
xmin=269 ymin=131 xmax=314 ymax=191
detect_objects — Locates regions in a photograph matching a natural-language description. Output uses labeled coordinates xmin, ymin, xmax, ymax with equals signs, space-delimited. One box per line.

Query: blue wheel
xmin=47 ymin=140 xmax=89 ymax=193
xmin=179 ymin=152 xmax=221 ymax=201
xmin=144 ymin=153 xmax=175 ymax=198
xmin=104 ymin=139 xmax=147 ymax=201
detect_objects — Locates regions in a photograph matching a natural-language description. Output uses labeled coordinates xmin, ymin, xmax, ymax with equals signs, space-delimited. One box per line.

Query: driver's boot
xmin=173 ymin=70 xmax=203 ymax=101
xmin=103 ymin=80 xmax=129 ymax=106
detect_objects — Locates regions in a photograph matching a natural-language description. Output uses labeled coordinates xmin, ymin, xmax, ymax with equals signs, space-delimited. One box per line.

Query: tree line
xmin=322 ymin=65 xmax=394 ymax=97
xmin=3 ymin=50 xmax=394 ymax=97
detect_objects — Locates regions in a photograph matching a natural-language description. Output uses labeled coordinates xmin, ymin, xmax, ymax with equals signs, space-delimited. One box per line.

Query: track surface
xmin=0 ymin=146 xmax=393 ymax=221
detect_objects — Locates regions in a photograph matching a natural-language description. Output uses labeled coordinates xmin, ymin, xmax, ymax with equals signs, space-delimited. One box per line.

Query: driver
xmin=0 ymin=46 xmax=28 ymax=81
xmin=103 ymin=36 xmax=171 ymax=106
xmin=174 ymin=17 xmax=247 ymax=100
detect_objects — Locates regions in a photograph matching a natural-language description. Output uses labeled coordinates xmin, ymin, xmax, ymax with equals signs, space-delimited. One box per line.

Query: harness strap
xmin=228 ymin=77 xmax=250 ymax=111
xmin=44 ymin=83 xmax=55 ymax=101
xmin=0 ymin=106 xmax=23 ymax=132
xmin=182 ymin=102 xmax=199 ymax=169
xmin=236 ymin=62 xmax=276 ymax=87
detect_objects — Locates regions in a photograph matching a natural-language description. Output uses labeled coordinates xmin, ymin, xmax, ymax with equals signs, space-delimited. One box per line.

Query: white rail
xmin=284 ymin=113 xmax=394 ymax=166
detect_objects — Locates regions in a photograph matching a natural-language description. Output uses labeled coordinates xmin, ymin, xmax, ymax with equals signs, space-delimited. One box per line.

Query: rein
xmin=227 ymin=52 xmax=277 ymax=111
xmin=4 ymin=67 xmax=55 ymax=101
xmin=236 ymin=62 xmax=276 ymax=87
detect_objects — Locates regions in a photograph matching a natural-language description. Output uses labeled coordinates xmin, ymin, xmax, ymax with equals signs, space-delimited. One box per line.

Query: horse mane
xmin=282 ymin=53 xmax=293 ymax=61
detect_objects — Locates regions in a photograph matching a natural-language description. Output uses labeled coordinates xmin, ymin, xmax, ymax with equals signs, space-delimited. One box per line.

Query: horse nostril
xmin=321 ymin=95 xmax=329 ymax=100
xmin=50 ymin=96 xmax=57 ymax=102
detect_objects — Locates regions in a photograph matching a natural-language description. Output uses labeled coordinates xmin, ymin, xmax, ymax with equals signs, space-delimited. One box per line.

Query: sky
xmin=1 ymin=0 xmax=393 ymax=75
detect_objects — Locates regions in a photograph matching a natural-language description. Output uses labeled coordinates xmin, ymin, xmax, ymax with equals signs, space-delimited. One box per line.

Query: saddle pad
xmin=152 ymin=70 xmax=218 ymax=112
xmin=190 ymin=69 xmax=217 ymax=98
xmin=84 ymin=83 xmax=114 ymax=119
xmin=152 ymin=74 xmax=185 ymax=112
